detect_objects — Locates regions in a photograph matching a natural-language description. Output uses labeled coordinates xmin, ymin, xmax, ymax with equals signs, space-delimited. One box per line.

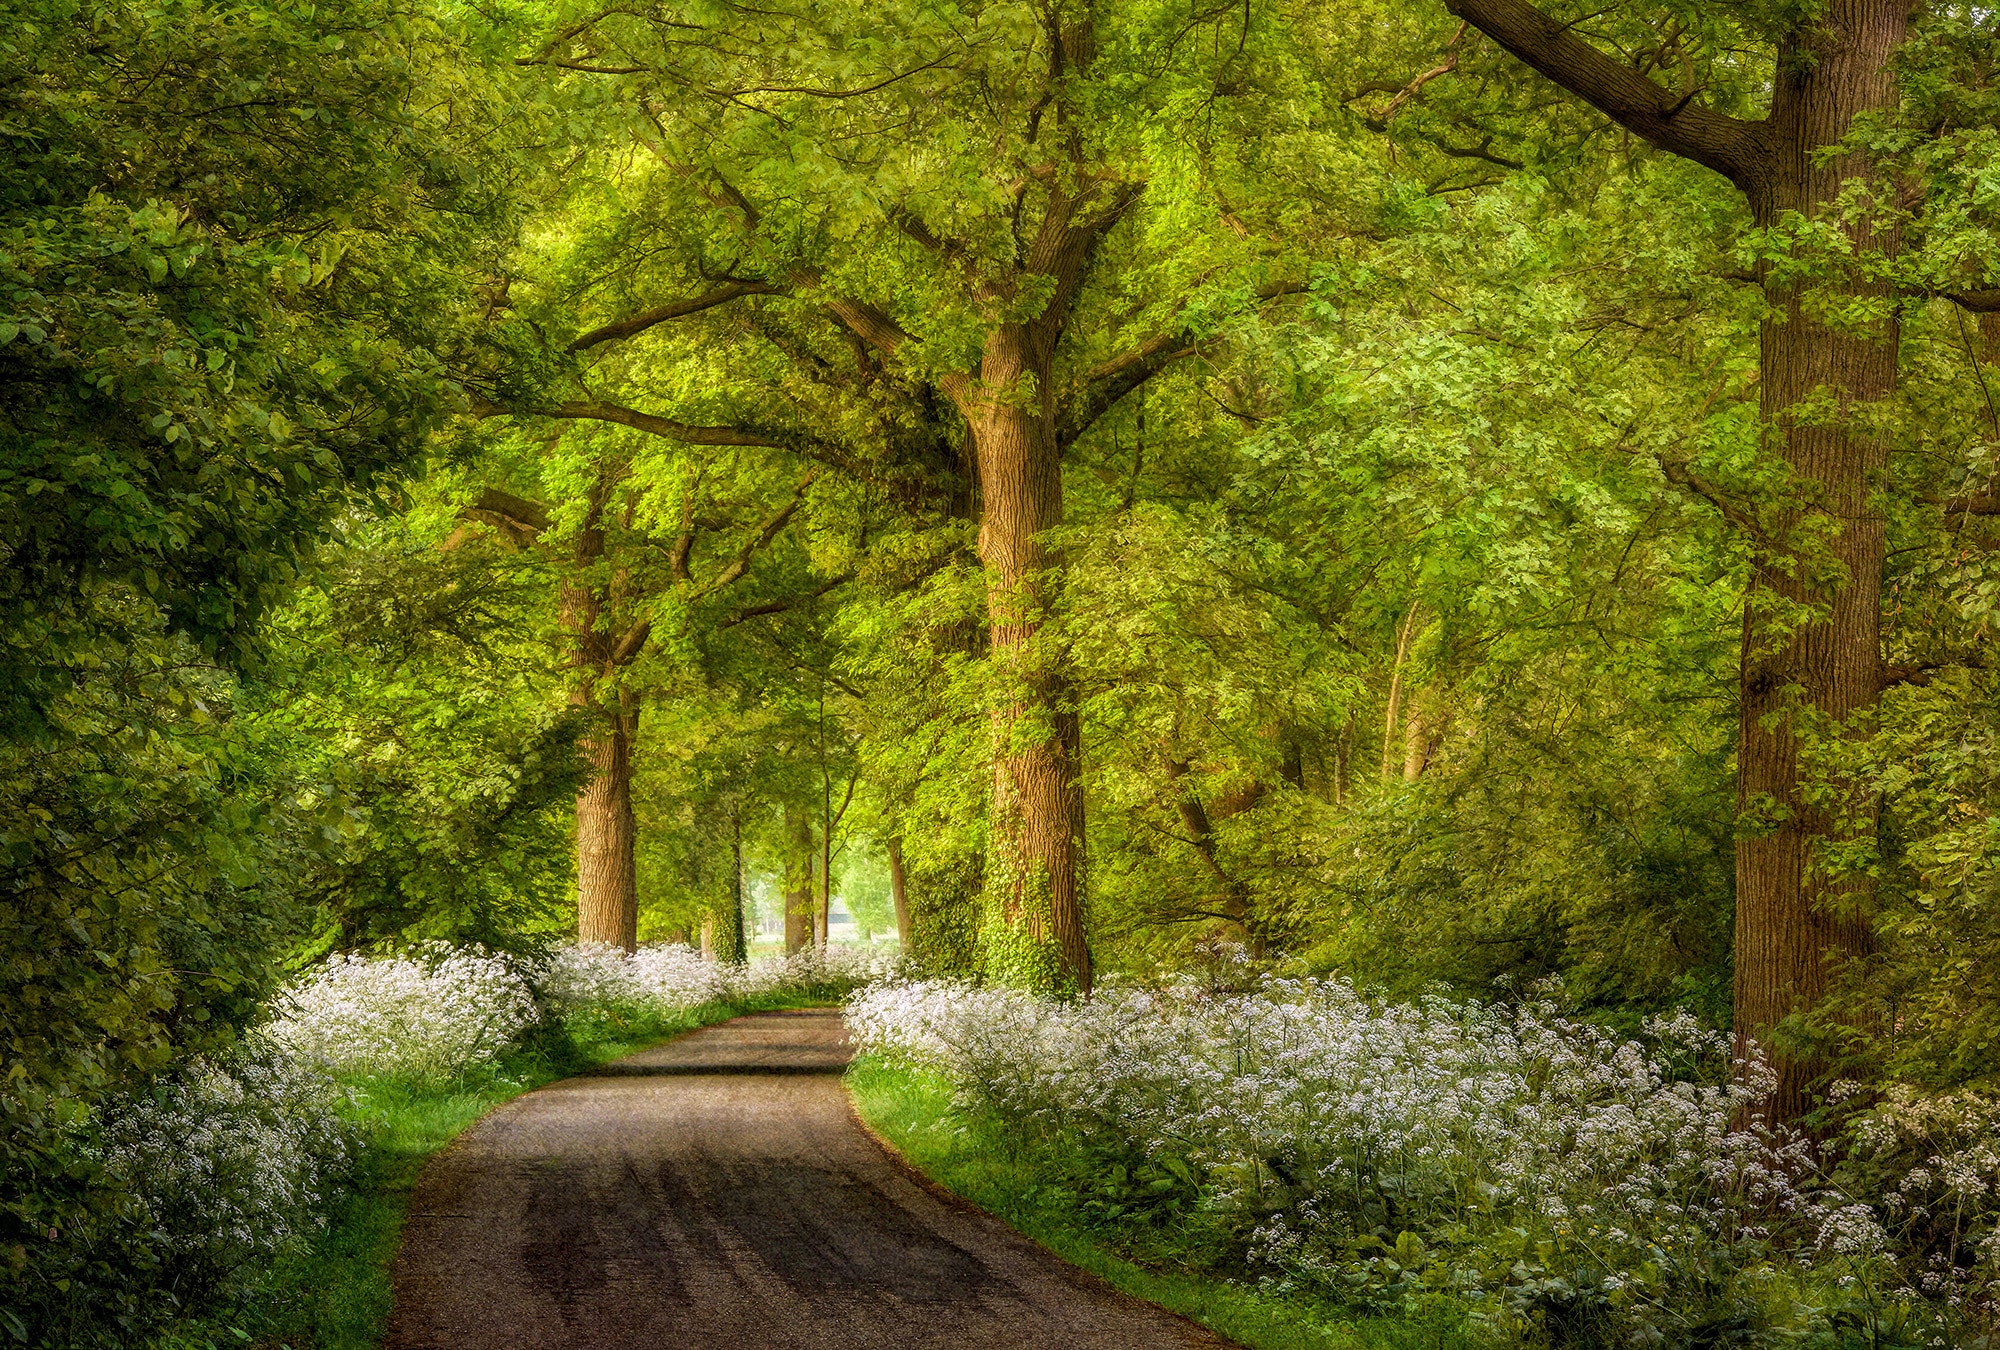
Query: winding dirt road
xmin=384 ymin=1009 xmax=1230 ymax=1349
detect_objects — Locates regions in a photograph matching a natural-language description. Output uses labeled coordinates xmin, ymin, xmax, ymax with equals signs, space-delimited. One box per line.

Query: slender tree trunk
xmin=1733 ymin=2 xmax=1906 ymax=1123
xmin=729 ymin=800 xmax=747 ymax=964
xmin=1279 ymin=734 xmax=1306 ymax=791
xmin=1381 ymin=602 xmax=1421 ymax=780
xmin=1401 ymin=704 xmax=1430 ymax=782
xmin=574 ymin=708 xmax=638 ymax=950
xmin=783 ymin=805 xmax=815 ymax=956
xmin=1164 ymin=754 xmax=1259 ymax=953
xmin=887 ymin=836 xmax=913 ymax=955
xmin=965 ymin=324 xmax=1090 ymax=991
xmin=817 ymin=807 xmax=833 ymax=950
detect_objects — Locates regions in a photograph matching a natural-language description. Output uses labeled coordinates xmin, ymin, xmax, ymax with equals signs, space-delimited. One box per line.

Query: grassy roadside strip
xmin=845 ymin=1054 xmax=1471 ymax=1350
xmin=227 ymin=995 xmax=832 ymax=1350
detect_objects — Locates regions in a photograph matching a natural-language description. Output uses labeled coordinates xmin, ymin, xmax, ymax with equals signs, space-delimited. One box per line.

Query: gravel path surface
xmin=384 ymin=1009 xmax=1231 ymax=1349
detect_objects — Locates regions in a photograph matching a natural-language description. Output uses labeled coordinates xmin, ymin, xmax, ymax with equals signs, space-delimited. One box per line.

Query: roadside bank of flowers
xmin=42 ymin=940 xmax=887 ymax=1348
xmin=847 ymin=978 xmax=2000 ymax=1349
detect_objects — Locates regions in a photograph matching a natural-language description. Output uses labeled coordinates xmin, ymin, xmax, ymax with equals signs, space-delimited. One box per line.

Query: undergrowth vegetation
xmin=848 ymin=980 xmax=2000 ymax=1350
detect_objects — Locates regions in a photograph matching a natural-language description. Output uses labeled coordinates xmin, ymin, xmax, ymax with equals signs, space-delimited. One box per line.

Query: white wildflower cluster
xmin=264 ymin=943 xmax=538 ymax=1083
xmin=538 ymin=941 xmax=732 ymax=1009
xmin=98 ymin=1043 xmax=354 ymax=1297
xmin=266 ymin=941 xmax=897 ymax=1085
xmin=848 ymin=978 xmax=1826 ymax=1336
xmin=734 ymin=942 xmax=901 ymax=997
xmin=1844 ymin=1085 xmax=2000 ymax=1315
xmin=540 ymin=941 xmax=899 ymax=1015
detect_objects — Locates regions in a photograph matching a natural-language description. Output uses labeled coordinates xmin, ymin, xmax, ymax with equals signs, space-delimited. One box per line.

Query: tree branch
xmin=813 ymin=290 xmax=916 ymax=359
xmin=548 ymin=400 xmax=784 ymax=447
xmin=460 ymin=487 xmax=551 ymax=545
xmin=608 ymin=618 xmax=651 ymax=667
xmin=1058 ymin=338 xmax=1198 ymax=448
xmin=1057 ymin=281 xmax=1305 ymax=447
xmin=716 ymin=573 xmax=852 ymax=628
xmin=694 ymin=485 xmax=811 ymax=598
xmin=569 ymin=279 xmax=782 ymax=351
xmin=715 ymin=56 xmax=951 ymax=101
xmin=1653 ymin=453 xmax=1760 ymax=535
xmin=1947 ymin=290 xmax=2000 ymax=314
xmin=1444 ymin=0 xmax=1769 ymax=189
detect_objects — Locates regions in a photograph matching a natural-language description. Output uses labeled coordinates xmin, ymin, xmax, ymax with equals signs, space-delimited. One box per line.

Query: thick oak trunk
xmin=967 ymin=326 xmax=1090 ymax=992
xmin=1734 ymin=1 xmax=1906 ymax=1122
xmin=575 ymin=710 xmax=638 ymax=950
xmin=1448 ymin=0 xmax=1909 ymax=1128
xmin=564 ymin=480 xmax=641 ymax=952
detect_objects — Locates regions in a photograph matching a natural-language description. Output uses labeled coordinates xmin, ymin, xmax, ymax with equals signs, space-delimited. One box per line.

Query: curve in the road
xmin=384 ymin=1009 xmax=1232 ymax=1349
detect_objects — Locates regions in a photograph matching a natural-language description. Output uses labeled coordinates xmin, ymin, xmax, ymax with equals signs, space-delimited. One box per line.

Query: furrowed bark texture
xmin=1448 ymin=0 xmax=1909 ymax=1123
xmin=574 ymin=712 xmax=638 ymax=950
xmin=564 ymin=481 xmax=640 ymax=951
xmin=963 ymin=324 xmax=1090 ymax=992
xmin=1734 ymin=2 xmax=1904 ymax=1123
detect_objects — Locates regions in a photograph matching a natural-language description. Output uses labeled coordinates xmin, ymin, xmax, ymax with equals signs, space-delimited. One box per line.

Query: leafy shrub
xmin=848 ymin=978 xmax=2000 ymax=1347
xmin=97 ymin=1047 xmax=356 ymax=1304
xmin=5 ymin=1046 xmax=355 ymax=1348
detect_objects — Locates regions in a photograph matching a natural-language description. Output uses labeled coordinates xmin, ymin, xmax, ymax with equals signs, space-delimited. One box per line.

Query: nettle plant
xmin=848 ymin=979 xmax=2000 ymax=1347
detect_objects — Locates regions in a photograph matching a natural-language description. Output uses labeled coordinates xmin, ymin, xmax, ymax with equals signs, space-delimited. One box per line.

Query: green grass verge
xmin=845 ymin=1054 xmax=1473 ymax=1350
xmin=219 ymin=995 xmax=830 ymax=1350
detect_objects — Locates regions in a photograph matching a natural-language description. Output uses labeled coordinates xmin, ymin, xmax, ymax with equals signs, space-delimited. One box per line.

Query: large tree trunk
xmin=575 ymin=707 xmax=638 ymax=950
xmin=564 ymin=476 xmax=640 ymax=952
xmin=1734 ymin=1 xmax=1906 ymax=1123
xmin=783 ymin=805 xmax=816 ymax=956
xmin=967 ymin=325 xmax=1090 ymax=992
xmin=1447 ymin=0 xmax=1909 ymax=1129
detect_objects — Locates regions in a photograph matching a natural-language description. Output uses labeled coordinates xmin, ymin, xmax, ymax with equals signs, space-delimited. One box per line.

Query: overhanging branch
xmin=717 ymin=573 xmax=852 ymax=628
xmin=1444 ymin=0 xmax=1770 ymax=190
xmin=460 ymin=487 xmax=551 ymax=546
xmin=694 ymin=486 xmax=811 ymax=599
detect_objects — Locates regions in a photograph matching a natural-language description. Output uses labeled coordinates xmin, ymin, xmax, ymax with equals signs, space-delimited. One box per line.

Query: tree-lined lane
xmin=386 ymin=1010 xmax=1229 ymax=1349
